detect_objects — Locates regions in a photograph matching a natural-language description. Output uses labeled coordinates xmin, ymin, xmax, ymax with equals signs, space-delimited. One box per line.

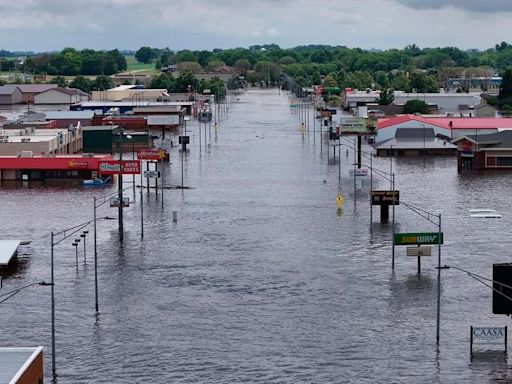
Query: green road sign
xmin=394 ymin=232 xmax=444 ymax=246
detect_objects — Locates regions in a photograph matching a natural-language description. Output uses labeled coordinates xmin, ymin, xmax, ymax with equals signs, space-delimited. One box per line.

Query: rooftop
xmin=13 ymin=84 xmax=58 ymax=93
xmin=45 ymin=111 xmax=95 ymax=120
xmin=0 ymin=86 xmax=20 ymax=96
xmin=0 ymin=347 xmax=43 ymax=384
xmin=378 ymin=115 xmax=512 ymax=130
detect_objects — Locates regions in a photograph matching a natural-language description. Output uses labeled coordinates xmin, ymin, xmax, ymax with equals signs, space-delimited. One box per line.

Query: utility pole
xmin=118 ymin=128 xmax=124 ymax=242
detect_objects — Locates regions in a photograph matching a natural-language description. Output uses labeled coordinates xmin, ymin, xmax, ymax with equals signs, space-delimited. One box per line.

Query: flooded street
xmin=3 ymin=88 xmax=512 ymax=383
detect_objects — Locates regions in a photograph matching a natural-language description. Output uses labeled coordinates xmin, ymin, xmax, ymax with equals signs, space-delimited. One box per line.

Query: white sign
xmin=406 ymin=246 xmax=432 ymax=257
xmin=143 ymin=170 xmax=160 ymax=179
xmin=472 ymin=327 xmax=506 ymax=345
xmin=349 ymin=169 xmax=368 ymax=177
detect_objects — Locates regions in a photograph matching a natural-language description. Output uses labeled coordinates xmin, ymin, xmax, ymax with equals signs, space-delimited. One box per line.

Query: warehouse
xmin=34 ymin=87 xmax=89 ymax=104
xmin=0 ymin=85 xmax=23 ymax=105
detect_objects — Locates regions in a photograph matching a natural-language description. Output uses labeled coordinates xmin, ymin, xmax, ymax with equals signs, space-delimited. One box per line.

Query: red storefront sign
xmin=98 ymin=160 xmax=141 ymax=174
xmin=137 ymin=149 xmax=165 ymax=160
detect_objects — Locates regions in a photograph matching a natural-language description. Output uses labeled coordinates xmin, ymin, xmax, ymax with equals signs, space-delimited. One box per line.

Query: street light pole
xmin=118 ymin=128 xmax=124 ymax=243
xmin=80 ymin=231 xmax=88 ymax=264
xmin=50 ymin=231 xmax=56 ymax=377
xmin=392 ymin=173 xmax=396 ymax=270
xmin=93 ymin=198 xmax=98 ymax=311
xmin=390 ymin=145 xmax=394 ymax=189
xmin=436 ymin=213 xmax=442 ymax=346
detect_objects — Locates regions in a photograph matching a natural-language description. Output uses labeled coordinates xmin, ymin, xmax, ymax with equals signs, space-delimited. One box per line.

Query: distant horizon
xmin=0 ymin=43 xmax=497 ymax=55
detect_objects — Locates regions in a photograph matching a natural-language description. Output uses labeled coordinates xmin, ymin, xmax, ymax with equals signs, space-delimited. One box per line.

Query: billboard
xmin=98 ymin=160 xmax=141 ymax=174
xmin=137 ymin=149 xmax=166 ymax=160
xmin=371 ymin=190 xmax=399 ymax=205
xmin=340 ymin=117 xmax=378 ymax=135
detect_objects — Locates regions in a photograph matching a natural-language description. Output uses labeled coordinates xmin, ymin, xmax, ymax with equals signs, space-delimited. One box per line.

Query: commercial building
xmin=91 ymin=85 xmax=166 ymax=102
xmin=0 ymin=153 xmax=112 ymax=181
xmin=71 ymin=101 xmax=194 ymax=114
xmin=0 ymin=126 xmax=82 ymax=156
xmin=14 ymin=84 xmax=58 ymax=103
xmin=341 ymin=90 xmax=481 ymax=115
xmin=45 ymin=110 xmax=95 ymax=128
xmin=374 ymin=115 xmax=512 ymax=156
xmin=34 ymin=87 xmax=89 ymax=104
xmin=0 ymin=347 xmax=44 ymax=384
xmin=0 ymin=86 xmax=23 ymax=105
xmin=82 ymin=125 xmax=151 ymax=154
xmin=455 ymin=130 xmax=512 ymax=172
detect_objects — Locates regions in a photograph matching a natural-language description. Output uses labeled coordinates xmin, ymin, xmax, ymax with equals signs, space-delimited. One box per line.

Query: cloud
xmin=0 ymin=0 xmax=508 ymax=51
xmin=394 ymin=0 xmax=512 ymax=13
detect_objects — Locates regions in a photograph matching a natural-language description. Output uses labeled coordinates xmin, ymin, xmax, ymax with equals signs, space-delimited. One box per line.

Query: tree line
xmin=21 ymin=48 xmax=127 ymax=76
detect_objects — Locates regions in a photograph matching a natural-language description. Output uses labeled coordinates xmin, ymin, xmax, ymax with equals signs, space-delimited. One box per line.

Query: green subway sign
xmin=394 ymin=232 xmax=444 ymax=246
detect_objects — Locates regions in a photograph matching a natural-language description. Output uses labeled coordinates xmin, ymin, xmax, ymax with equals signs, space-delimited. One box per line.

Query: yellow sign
xmin=336 ymin=194 xmax=344 ymax=208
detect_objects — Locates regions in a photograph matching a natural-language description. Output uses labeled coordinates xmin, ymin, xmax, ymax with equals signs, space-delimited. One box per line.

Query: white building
xmin=342 ymin=90 xmax=481 ymax=115
xmin=0 ymin=126 xmax=83 ymax=156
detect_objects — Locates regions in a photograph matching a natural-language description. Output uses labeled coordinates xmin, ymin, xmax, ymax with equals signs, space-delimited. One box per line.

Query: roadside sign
xmin=179 ymin=136 xmax=190 ymax=145
xmin=349 ymin=169 xmax=369 ymax=177
xmin=336 ymin=194 xmax=343 ymax=208
xmin=470 ymin=326 xmax=507 ymax=355
xmin=143 ymin=170 xmax=160 ymax=179
xmin=372 ymin=190 xmax=399 ymax=205
xmin=110 ymin=197 xmax=130 ymax=208
xmin=406 ymin=246 xmax=432 ymax=257
xmin=98 ymin=160 xmax=141 ymax=175
xmin=394 ymin=232 xmax=443 ymax=246
xmin=137 ymin=150 xmax=164 ymax=160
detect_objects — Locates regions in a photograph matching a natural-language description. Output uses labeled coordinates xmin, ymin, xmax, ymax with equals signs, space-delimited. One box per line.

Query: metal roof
xmin=464 ymin=130 xmax=512 ymax=149
xmin=13 ymin=84 xmax=57 ymax=93
xmin=0 ymin=240 xmax=20 ymax=265
xmin=0 ymin=86 xmax=20 ymax=95
xmin=0 ymin=347 xmax=43 ymax=384
xmin=45 ymin=111 xmax=95 ymax=120
xmin=378 ymin=115 xmax=512 ymax=130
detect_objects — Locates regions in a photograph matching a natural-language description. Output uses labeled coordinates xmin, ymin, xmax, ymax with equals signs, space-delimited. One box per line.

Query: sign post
xmin=470 ymin=326 xmax=507 ymax=357
xmin=394 ymin=232 xmax=444 ymax=246
xmin=371 ymin=190 xmax=399 ymax=222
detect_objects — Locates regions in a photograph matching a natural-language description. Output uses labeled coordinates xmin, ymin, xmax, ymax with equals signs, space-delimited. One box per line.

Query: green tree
xmin=175 ymin=70 xmax=199 ymax=92
xmin=49 ymin=76 xmax=67 ymax=87
xmin=403 ymin=99 xmax=430 ymax=114
xmin=176 ymin=61 xmax=202 ymax=73
xmin=150 ymin=73 xmax=176 ymax=91
xmin=70 ymin=75 xmax=94 ymax=93
xmin=135 ymin=46 xmax=157 ymax=64
xmin=93 ymin=75 xmax=113 ymax=91
xmin=378 ymin=88 xmax=394 ymax=105
xmin=410 ymin=72 xmax=438 ymax=92
xmin=498 ymin=68 xmax=512 ymax=100
xmin=234 ymin=59 xmax=251 ymax=76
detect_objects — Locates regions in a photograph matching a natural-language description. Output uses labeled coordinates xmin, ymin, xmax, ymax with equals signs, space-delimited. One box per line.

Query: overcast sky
xmin=1 ymin=0 xmax=510 ymax=52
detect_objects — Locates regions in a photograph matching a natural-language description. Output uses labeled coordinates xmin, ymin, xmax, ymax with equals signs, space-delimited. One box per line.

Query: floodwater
xmin=3 ymin=89 xmax=512 ymax=383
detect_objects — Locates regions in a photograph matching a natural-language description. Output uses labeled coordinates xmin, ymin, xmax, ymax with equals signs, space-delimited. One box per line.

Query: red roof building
xmin=0 ymin=154 xmax=112 ymax=181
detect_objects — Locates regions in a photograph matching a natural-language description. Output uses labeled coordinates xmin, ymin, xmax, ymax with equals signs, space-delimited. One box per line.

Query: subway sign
xmin=98 ymin=160 xmax=141 ymax=175
xmin=394 ymin=232 xmax=444 ymax=246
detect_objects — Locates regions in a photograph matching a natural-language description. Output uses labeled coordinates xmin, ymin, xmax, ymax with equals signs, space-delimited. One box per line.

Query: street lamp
xmin=126 ymin=134 xmax=135 ymax=199
xmin=50 ymin=215 xmax=114 ymax=377
xmin=80 ymin=231 xmax=88 ymax=264
xmin=117 ymin=128 xmax=124 ymax=243
xmin=72 ymin=240 xmax=80 ymax=272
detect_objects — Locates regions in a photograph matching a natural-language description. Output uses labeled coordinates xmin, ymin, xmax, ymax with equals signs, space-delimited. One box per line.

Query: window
xmin=496 ymin=156 xmax=512 ymax=167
